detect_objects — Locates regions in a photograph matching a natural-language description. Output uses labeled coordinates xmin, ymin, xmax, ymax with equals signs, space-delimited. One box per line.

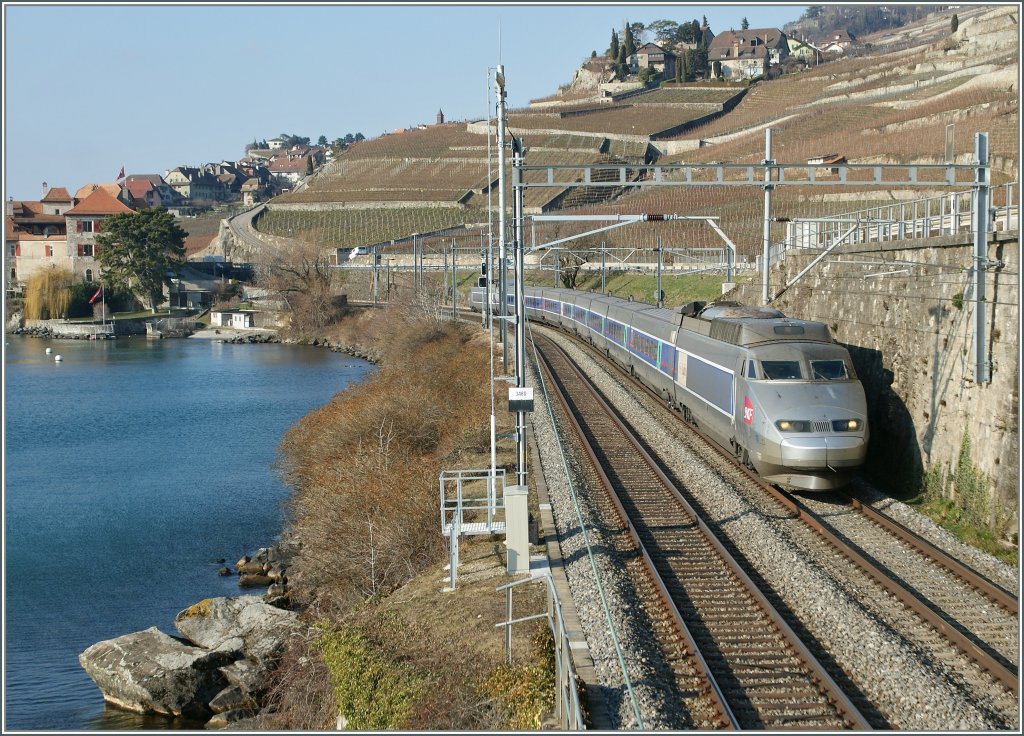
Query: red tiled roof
xmin=126 ymin=179 xmax=156 ymax=198
xmin=268 ymin=156 xmax=308 ymax=173
xmin=41 ymin=187 xmax=73 ymax=202
xmin=65 ymin=188 xmax=134 ymax=216
xmin=74 ymin=183 xmax=123 ymax=200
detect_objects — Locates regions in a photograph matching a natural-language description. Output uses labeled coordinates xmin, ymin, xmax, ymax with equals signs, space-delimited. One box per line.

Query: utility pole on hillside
xmin=496 ymin=65 xmax=509 ymax=372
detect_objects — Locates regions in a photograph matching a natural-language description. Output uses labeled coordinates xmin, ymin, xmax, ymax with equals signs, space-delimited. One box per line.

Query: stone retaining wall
xmin=730 ymin=232 xmax=1018 ymax=537
xmin=22 ymin=318 xmax=148 ymax=336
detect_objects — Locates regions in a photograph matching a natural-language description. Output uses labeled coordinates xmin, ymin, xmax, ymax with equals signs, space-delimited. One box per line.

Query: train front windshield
xmin=761 ymin=360 xmax=803 ymax=380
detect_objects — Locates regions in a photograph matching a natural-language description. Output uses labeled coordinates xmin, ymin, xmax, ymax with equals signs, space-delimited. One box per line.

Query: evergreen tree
xmin=609 ymin=29 xmax=619 ymax=60
xmin=622 ymin=22 xmax=636 ymax=59
xmin=676 ymin=52 xmax=686 ymax=83
xmin=741 ymin=17 xmax=749 ymax=30
xmin=95 ymin=209 xmax=186 ymax=313
xmin=950 ymin=13 xmax=959 ymax=33
xmin=305 ymin=157 xmax=314 ymax=175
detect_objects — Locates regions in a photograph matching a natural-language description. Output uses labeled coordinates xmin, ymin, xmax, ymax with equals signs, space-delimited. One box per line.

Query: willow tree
xmin=24 ymin=267 xmax=73 ymax=320
xmin=95 ymin=208 xmax=186 ymax=312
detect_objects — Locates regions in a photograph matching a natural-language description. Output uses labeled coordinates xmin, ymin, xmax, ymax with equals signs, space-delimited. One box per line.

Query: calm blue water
xmin=4 ymin=334 xmax=373 ymax=730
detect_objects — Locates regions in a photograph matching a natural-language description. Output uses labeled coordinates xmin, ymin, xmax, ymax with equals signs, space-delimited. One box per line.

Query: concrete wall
xmin=24 ymin=318 xmax=148 ymax=336
xmin=729 ymin=232 xmax=1018 ymax=538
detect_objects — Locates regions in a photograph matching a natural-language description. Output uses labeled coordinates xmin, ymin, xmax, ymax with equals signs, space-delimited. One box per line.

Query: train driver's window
xmin=811 ymin=359 xmax=849 ymax=380
xmin=746 ymin=360 xmax=758 ymax=379
xmin=761 ymin=360 xmax=802 ymax=380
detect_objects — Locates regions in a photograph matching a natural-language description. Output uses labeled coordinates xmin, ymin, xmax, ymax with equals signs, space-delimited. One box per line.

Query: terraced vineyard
xmin=257 ymin=5 xmax=1015 ymax=257
xmin=254 ymin=206 xmax=488 ymax=250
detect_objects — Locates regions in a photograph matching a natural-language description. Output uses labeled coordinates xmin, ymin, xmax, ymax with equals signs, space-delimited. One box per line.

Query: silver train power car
xmin=473 ymin=286 xmax=868 ymax=491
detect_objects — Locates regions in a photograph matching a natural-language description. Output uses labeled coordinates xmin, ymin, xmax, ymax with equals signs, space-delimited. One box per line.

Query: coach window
xmin=746 ymin=360 xmax=758 ymax=379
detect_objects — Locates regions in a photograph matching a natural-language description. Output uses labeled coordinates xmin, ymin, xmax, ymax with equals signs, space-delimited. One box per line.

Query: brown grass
xmin=278 ymin=296 xmax=504 ymax=609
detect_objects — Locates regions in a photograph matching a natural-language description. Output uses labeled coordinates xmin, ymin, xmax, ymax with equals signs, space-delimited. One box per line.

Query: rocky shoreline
xmin=34 ymin=323 xmax=377 ymax=727
xmin=9 ymin=324 xmax=118 ymax=339
xmin=78 ymin=541 xmax=299 ymax=729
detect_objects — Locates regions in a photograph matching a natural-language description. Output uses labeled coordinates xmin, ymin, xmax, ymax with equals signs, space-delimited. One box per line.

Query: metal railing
xmin=496 ymin=574 xmax=586 ymax=730
xmin=439 ymin=468 xmax=506 ymax=589
xmin=784 ymin=182 xmax=1018 ymax=251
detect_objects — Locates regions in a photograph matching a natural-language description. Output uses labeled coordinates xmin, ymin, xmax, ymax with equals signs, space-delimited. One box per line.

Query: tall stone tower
xmin=436 ymin=109 xmax=445 ymax=125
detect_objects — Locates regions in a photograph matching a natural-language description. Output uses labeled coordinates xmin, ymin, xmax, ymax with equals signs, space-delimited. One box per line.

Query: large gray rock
xmin=78 ymin=627 xmax=232 ymax=719
xmin=174 ymin=596 xmax=301 ymax=664
xmin=219 ymin=658 xmax=266 ymax=694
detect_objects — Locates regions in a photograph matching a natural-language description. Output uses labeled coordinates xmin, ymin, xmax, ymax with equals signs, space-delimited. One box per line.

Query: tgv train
xmin=472 ymin=286 xmax=868 ymax=491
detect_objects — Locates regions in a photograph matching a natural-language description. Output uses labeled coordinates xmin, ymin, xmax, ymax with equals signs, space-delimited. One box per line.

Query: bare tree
xmin=553 ymin=232 xmax=601 ymax=289
xmin=255 ymin=240 xmax=345 ymax=335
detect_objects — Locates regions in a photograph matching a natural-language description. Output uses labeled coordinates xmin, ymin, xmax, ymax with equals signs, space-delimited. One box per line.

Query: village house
xmin=64 ymin=187 xmax=135 ymax=283
xmin=820 ymin=29 xmax=862 ymax=55
xmin=124 ymin=175 xmax=176 ymax=209
xmin=268 ymin=154 xmax=312 ymax=186
xmin=787 ymin=37 xmax=825 ymax=67
xmin=635 ymin=42 xmax=677 ymax=79
xmin=5 ymin=184 xmax=72 ymax=291
xmin=708 ymin=28 xmax=789 ymax=80
xmin=164 ymin=166 xmax=225 ymax=204
xmin=5 ymin=184 xmax=138 ymax=293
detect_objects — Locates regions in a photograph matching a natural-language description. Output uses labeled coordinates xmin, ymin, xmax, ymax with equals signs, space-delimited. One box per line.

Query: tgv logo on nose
xmin=743 ymin=396 xmax=754 ymax=424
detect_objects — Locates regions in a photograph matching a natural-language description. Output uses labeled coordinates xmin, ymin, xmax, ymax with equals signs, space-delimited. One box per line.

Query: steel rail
xmin=553 ymin=327 xmax=1019 ymax=695
xmin=840 ymin=492 xmax=1018 ymax=615
xmin=535 ymin=337 xmax=736 ymax=730
xmin=535 ymin=334 xmax=870 ymax=730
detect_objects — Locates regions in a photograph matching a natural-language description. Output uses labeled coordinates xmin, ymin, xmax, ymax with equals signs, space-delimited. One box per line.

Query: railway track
xmin=534 ymin=333 xmax=869 ymax=730
xmin=547 ymin=326 xmax=1019 ymax=701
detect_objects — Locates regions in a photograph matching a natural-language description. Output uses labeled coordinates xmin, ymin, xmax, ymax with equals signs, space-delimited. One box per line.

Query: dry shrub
xmin=279 ymin=310 xmax=494 ymax=611
xmin=251 ymin=630 xmax=337 ymax=729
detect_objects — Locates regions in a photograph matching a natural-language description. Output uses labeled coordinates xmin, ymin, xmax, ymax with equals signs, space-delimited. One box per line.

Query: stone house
xmin=635 ymin=42 xmax=677 ymax=79
xmin=5 ymin=192 xmax=69 ymax=291
xmin=708 ymin=28 xmax=789 ymax=80
xmin=164 ymin=167 xmax=224 ymax=204
xmin=64 ymin=187 xmax=135 ymax=283
xmin=5 ymin=184 xmax=136 ymax=292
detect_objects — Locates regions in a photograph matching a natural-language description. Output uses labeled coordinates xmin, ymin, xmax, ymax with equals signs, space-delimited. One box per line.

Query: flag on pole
xmin=88 ymin=287 xmax=103 ymax=305
xmin=116 ymin=166 xmax=125 ymax=180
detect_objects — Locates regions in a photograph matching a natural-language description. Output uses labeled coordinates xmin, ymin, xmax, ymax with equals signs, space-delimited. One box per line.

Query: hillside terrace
xmin=254 ymin=206 xmax=489 ymax=251
xmin=508 ymin=104 xmax=719 ymax=137
xmin=255 ymin=7 xmax=1015 ymax=254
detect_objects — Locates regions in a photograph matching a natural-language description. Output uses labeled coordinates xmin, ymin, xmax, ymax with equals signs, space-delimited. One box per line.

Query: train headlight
xmin=775 ymin=420 xmax=811 ymax=432
xmin=832 ymin=419 xmax=863 ymax=432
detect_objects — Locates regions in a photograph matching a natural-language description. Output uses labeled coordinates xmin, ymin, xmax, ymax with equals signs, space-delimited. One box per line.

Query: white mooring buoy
xmin=54 ymin=355 xmax=63 ymax=362
xmin=45 ymin=347 xmax=53 ymax=354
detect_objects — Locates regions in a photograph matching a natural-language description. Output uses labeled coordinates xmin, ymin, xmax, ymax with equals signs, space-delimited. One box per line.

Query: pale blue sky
xmin=3 ymin=2 xmax=807 ymax=202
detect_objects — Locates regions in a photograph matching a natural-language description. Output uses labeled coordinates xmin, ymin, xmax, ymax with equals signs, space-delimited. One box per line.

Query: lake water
xmin=3 ymin=334 xmax=374 ymax=730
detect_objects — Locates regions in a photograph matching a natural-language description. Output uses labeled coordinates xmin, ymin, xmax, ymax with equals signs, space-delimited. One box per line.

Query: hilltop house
xmin=787 ymin=37 xmax=824 ymax=67
xmin=164 ymin=167 xmax=224 ymax=204
xmin=635 ymin=42 xmax=677 ymax=79
xmin=125 ymin=174 xmax=181 ymax=209
xmin=820 ymin=29 xmax=861 ymax=55
xmin=268 ymin=156 xmax=308 ymax=186
xmin=708 ymin=28 xmax=789 ymax=80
